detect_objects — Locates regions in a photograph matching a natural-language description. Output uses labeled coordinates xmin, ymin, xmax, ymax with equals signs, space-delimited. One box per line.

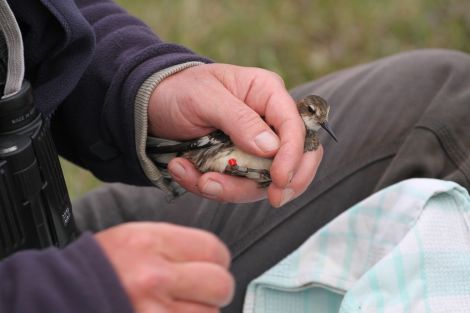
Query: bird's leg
xmin=256 ymin=180 xmax=272 ymax=188
xmin=224 ymin=164 xmax=271 ymax=187
xmin=304 ymin=129 xmax=320 ymax=152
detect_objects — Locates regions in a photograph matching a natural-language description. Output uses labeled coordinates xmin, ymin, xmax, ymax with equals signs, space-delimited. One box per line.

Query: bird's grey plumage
xmin=186 ymin=140 xmax=234 ymax=172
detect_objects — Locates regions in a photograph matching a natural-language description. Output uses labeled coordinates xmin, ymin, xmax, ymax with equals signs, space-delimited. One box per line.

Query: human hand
xmin=95 ymin=223 xmax=234 ymax=313
xmin=149 ymin=63 xmax=323 ymax=207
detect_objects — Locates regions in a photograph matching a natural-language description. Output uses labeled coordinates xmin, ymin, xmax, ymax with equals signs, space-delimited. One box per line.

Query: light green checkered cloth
xmin=244 ymin=179 xmax=470 ymax=313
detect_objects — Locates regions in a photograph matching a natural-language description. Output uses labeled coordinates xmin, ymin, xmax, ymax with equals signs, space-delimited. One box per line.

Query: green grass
xmin=63 ymin=0 xmax=470 ymax=200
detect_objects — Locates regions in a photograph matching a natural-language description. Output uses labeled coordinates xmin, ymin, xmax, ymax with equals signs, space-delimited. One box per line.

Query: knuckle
xmin=269 ymin=71 xmax=285 ymax=86
xmin=135 ymin=262 xmax=174 ymax=292
xmin=202 ymin=233 xmax=230 ymax=265
xmin=256 ymin=68 xmax=285 ymax=86
xmin=232 ymin=107 xmax=263 ymax=132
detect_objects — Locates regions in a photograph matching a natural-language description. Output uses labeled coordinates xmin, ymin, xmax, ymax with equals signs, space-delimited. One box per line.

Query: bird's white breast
xmin=208 ymin=147 xmax=273 ymax=173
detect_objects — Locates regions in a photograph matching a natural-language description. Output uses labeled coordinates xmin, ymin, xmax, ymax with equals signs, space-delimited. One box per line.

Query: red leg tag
xmin=228 ymin=158 xmax=237 ymax=167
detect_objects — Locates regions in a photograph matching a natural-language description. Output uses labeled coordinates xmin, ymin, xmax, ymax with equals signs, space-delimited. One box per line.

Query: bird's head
xmin=298 ymin=95 xmax=337 ymax=142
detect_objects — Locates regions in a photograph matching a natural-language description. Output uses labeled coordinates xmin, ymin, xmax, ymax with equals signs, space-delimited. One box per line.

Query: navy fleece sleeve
xmin=9 ymin=0 xmax=207 ymax=185
xmin=49 ymin=0 xmax=211 ymax=185
xmin=0 ymin=233 xmax=133 ymax=313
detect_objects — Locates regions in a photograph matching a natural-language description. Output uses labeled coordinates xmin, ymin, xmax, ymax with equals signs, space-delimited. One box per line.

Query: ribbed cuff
xmin=134 ymin=61 xmax=204 ymax=193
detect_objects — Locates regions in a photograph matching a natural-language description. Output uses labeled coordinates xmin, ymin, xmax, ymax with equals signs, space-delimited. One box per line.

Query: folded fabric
xmin=243 ymin=179 xmax=470 ymax=313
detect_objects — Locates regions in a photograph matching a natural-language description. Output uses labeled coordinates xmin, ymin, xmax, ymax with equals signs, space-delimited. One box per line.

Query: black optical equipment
xmin=0 ymin=81 xmax=76 ymax=259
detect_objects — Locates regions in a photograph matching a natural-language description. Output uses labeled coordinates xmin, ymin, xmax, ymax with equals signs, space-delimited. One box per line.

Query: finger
xmin=198 ymin=172 xmax=268 ymax=203
xmin=144 ymin=222 xmax=231 ymax=267
xmin=268 ymin=146 xmax=323 ymax=207
xmin=168 ymin=158 xmax=267 ymax=203
xmin=200 ymin=88 xmax=280 ymax=157
xmin=265 ymin=96 xmax=305 ymax=189
xmin=171 ymin=302 xmax=219 ymax=313
xmin=236 ymin=69 xmax=306 ymax=188
xmin=167 ymin=158 xmax=204 ymax=195
xmin=139 ymin=301 xmax=218 ymax=313
xmin=169 ymin=262 xmax=235 ymax=307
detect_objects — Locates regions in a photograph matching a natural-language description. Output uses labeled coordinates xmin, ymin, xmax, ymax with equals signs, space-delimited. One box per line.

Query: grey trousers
xmin=73 ymin=49 xmax=470 ymax=313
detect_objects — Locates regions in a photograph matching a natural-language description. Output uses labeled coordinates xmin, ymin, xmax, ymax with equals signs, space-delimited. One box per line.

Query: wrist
xmin=134 ymin=62 xmax=204 ymax=193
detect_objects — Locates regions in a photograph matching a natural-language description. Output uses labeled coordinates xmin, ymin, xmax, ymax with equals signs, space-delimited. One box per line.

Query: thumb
xmin=206 ymin=92 xmax=280 ymax=157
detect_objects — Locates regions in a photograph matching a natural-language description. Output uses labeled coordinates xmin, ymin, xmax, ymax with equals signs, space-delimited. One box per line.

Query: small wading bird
xmin=147 ymin=95 xmax=337 ymax=188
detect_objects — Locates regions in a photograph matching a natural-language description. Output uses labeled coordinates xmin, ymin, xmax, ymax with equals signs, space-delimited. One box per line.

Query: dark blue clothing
xmin=1 ymin=0 xmax=209 ymax=312
xmin=12 ymin=0 xmax=209 ymax=185
xmin=0 ymin=233 xmax=134 ymax=313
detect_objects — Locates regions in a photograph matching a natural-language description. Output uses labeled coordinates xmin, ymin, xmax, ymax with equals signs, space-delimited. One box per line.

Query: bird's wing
xmin=146 ymin=130 xmax=230 ymax=154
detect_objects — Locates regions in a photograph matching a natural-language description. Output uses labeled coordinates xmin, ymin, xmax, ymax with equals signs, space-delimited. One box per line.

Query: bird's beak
xmin=319 ymin=122 xmax=338 ymax=142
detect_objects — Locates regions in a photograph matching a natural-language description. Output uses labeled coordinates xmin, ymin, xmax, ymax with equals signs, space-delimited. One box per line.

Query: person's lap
xmin=73 ymin=49 xmax=470 ymax=313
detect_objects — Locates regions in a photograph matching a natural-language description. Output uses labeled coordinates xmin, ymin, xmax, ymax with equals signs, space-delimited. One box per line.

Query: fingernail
xmin=279 ymin=188 xmax=295 ymax=207
xmin=201 ymin=179 xmax=223 ymax=197
xmin=254 ymin=131 xmax=280 ymax=153
xmin=169 ymin=162 xmax=185 ymax=180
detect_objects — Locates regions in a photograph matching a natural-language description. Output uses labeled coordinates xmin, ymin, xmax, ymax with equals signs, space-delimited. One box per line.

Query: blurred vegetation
xmin=63 ymin=0 xmax=470 ymax=200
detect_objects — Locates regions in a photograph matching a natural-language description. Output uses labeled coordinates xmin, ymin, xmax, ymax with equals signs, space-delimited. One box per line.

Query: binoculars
xmin=0 ymin=81 xmax=76 ymax=259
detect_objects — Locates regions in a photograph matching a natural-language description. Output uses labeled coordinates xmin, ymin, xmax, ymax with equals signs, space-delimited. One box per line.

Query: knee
xmin=382 ymin=49 xmax=470 ymax=82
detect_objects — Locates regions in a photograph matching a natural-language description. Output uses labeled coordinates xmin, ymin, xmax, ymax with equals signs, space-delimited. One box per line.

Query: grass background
xmin=62 ymin=0 xmax=470 ymax=200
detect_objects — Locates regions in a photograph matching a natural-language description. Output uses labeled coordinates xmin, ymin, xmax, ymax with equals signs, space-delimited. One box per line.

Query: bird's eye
xmin=308 ymin=106 xmax=316 ymax=114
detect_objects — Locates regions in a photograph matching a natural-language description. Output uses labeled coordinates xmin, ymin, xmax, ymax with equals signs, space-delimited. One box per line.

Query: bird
xmin=146 ymin=95 xmax=337 ymax=188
